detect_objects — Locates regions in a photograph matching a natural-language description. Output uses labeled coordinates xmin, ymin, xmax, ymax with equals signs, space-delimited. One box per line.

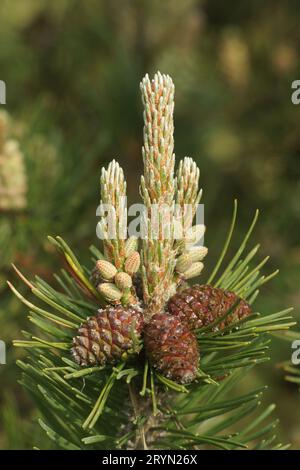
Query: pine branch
xmin=12 ymin=242 xmax=294 ymax=448
xmin=140 ymin=72 xmax=177 ymax=314
xmin=9 ymin=72 xmax=295 ymax=451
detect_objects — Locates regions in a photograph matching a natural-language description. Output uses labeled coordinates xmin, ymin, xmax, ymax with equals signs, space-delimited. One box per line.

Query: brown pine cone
xmin=168 ymin=284 xmax=251 ymax=331
xmin=72 ymin=305 xmax=143 ymax=366
xmin=144 ymin=313 xmax=200 ymax=384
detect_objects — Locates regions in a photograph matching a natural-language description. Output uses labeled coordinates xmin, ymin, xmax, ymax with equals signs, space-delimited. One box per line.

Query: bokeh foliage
xmin=0 ymin=0 xmax=299 ymax=449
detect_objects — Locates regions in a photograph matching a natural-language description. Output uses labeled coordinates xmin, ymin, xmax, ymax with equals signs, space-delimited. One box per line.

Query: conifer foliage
xmin=11 ymin=72 xmax=295 ymax=450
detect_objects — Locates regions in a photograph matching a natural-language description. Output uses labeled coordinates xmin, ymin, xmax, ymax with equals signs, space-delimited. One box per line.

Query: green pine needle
xmin=10 ymin=199 xmax=295 ymax=449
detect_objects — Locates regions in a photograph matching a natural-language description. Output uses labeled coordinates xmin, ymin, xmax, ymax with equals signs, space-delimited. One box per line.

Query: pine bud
xmin=95 ymin=260 xmax=117 ymax=280
xmin=187 ymin=246 xmax=208 ymax=262
xmin=183 ymin=262 xmax=204 ymax=280
xmin=185 ymin=224 xmax=206 ymax=247
xmin=175 ymin=253 xmax=192 ymax=273
xmin=115 ymin=272 xmax=133 ymax=290
xmin=124 ymin=251 xmax=140 ymax=276
xmin=98 ymin=282 xmax=122 ymax=301
xmin=124 ymin=236 xmax=138 ymax=258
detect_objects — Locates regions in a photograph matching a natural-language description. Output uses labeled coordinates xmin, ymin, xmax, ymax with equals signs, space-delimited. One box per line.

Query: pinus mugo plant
xmin=10 ymin=72 xmax=295 ymax=450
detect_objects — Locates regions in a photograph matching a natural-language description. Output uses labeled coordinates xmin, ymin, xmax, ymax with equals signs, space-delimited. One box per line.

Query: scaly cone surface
xmin=72 ymin=305 xmax=143 ymax=366
xmin=168 ymin=284 xmax=252 ymax=331
xmin=144 ymin=313 xmax=200 ymax=384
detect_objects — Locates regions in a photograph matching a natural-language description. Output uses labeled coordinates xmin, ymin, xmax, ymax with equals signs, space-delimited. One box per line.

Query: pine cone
xmin=144 ymin=313 xmax=200 ymax=384
xmin=168 ymin=284 xmax=251 ymax=331
xmin=72 ymin=305 xmax=143 ymax=366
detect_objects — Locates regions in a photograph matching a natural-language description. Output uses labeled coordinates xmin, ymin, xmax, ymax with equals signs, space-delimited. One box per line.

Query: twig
xmin=128 ymin=382 xmax=148 ymax=450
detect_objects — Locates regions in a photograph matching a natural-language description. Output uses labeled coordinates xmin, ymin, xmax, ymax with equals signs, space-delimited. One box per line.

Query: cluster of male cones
xmin=72 ymin=72 xmax=252 ymax=385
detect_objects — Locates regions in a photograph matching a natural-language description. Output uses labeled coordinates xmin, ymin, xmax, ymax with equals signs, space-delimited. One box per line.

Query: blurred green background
xmin=0 ymin=0 xmax=299 ymax=449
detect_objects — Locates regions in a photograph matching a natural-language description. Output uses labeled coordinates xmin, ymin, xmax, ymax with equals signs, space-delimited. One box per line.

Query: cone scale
xmin=168 ymin=284 xmax=252 ymax=330
xmin=72 ymin=305 xmax=143 ymax=366
xmin=144 ymin=313 xmax=200 ymax=384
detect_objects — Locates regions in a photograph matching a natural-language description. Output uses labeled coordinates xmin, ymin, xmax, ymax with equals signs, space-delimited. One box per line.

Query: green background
xmin=0 ymin=0 xmax=299 ymax=449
